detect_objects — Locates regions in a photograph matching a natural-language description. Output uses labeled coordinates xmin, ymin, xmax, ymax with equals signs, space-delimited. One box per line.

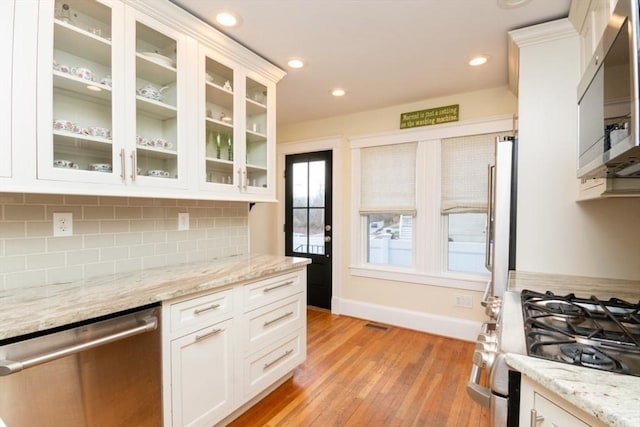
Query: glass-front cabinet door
xmin=129 ymin=12 xmax=186 ymax=187
xmin=245 ymin=75 xmax=270 ymax=191
xmin=1 ymin=0 xmax=15 ymax=178
xmin=202 ymin=50 xmax=236 ymax=188
xmin=37 ymin=0 xmax=122 ymax=184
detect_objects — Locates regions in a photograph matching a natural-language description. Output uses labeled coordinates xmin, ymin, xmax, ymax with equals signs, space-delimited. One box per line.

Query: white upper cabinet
xmin=199 ymin=45 xmax=277 ymax=200
xmin=20 ymin=0 xmax=284 ymax=200
xmin=1 ymin=1 xmax=15 ymax=178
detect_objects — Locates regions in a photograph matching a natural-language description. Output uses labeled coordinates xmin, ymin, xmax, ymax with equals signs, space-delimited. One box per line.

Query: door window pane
xmin=309 ymin=160 xmax=325 ymax=207
xmin=366 ymin=213 xmax=412 ymax=267
xmin=308 ymin=208 xmax=325 ymax=254
xmin=292 ymin=163 xmax=308 ymax=207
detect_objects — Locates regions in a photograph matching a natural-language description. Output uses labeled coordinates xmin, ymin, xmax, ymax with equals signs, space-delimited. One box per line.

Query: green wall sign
xmin=399 ymin=104 xmax=459 ymax=129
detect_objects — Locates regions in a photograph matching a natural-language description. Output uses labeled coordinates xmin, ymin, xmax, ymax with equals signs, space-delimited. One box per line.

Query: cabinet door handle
xmin=130 ymin=151 xmax=137 ymax=182
xmin=193 ymin=303 xmax=221 ymax=315
xmin=119 ymin=148 xmax=126 ymax=181
xmin=263 ymin=311 xmax=294 ymax=327
xmin=263 ymin=280 xmax=294 ymax=293
xmin=242 ymin=168 xmax=247 ymax=190
xmin=530 ymin=409 xmax=544 ymax=426
xmin=195 ymin=328 xmax=223 ymax=342
xmin=263 ymin=349 xmax=293 ymax=370
xmin=237 ymin=168 xmax=242 ymax=190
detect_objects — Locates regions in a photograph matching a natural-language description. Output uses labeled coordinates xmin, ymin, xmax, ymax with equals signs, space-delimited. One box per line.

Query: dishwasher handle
xmin=0 ymin=315 xmax=158 ymax=376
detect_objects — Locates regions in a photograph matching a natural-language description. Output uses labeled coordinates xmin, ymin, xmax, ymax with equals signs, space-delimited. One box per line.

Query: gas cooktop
xmin=521 ymin=290 xmax=640 ymax=377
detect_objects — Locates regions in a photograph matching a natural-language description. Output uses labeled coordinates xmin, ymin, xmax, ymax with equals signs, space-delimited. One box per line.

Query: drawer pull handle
xmin=529 ymin=409 xmax=544 ymax=426
xmin=263 ymin=280 xmax=294 ymax=293
xmin=263 ymin=311 xmax=294 ymax=327
xmin=193 ymin=303 xmax=221 ymax=315
xmin=195 ymin=328 xmax=223 ymax=342
xmin=263 ymin=349 xmax=294 ymax=370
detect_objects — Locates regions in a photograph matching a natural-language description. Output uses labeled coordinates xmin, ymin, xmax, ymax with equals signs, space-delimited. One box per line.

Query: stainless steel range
xmin=521 ymin=289 xmax=640 ymax=377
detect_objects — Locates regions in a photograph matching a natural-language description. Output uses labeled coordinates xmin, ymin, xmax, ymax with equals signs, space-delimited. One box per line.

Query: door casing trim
xmin=277 ymin=136 xmax=344 ymax=313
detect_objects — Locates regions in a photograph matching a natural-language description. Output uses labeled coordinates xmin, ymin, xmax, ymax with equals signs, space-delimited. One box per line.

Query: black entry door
xmin=284 ymin=151 xmax=332 ymax=309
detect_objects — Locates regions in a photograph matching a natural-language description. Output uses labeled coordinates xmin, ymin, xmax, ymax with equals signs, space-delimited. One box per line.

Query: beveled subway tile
xmin=5 ymin=238 xmax=46 ymax=255
xmin=84 ymin=206 xmax=115 ymax=220
xmin=115 ymin=258 xmax=141 ymax=274
xmin=189 ymin=207 xmax=208 ymax=218
xmin=84 ymin=261 xmax=115 ymax=279
xmin=83 ymin=234 xmax=115 ymax=249
xmin=5 ymin=270 xmax=46 ymax=289
xmin=142 ymin=254 xmax=167 ymax=270
xmin=115 ymin=232 xmax=143 ymax=246
xmin=176 ymin=240 xmax=197 ymax=252
xmin=155 ymin=241 xmax=177 ymax=255
xmin=176 ymin=199 xmax=198 ymax=208
xmin=143 ymin=231 xmax=166 ymax=244
xmin=0 ymin=255 xmax=26 ymax=273
xmin=167 ymin=230 xmax=190 ymax=242
xmin=129 ymin=243 xmax=154 ymax=258
xmin=130 ymin=219 xmax=155 ymax=232
xmin=0 ymin=193 xmax=25 ymax=204
xmin=47 ymin=265 xmax=83 ymax=285
xmin=100 ymin=220 xmax=130 ymax=233
xmin=47 ymin=235 xmax=83 ymax=252
xmin=73 ymin=220 xmax=100 ymax=235
xmin=115 ymin=206 xmax=142 ymax=219
xmin=0 ymin=222 xmax=27 ymax=238
xmin=4 ymin=204 xmax=46 ymax=221
xmin=25 ymin=194 xmax=64 ymax=204
xmin=26 ymin=221 xmax=52 ymax=237
xmin=46 ymin=206 xmax=83 ymax=219
xmin=205 ymin=207 xmax=223 ymax=217
xmin=65 ymin=195 xmax=99 ymax=205
xmin=98 ymin=196 xmax=129 ymax=206
xmin=27 ymin=252 xmax=66 ymax=270
xmin=100 ymin=246 xmax=129 ymax=261
xmin=196 ymin=218 xmax=214 ymax=229
xmin=142 ymin=207 xmax=166 ymax=219
xmin=67 ymin=249 xmax=100 ymax=265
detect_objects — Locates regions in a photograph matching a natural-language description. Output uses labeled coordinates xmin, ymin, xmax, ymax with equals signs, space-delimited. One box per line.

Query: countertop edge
xmin=0 ymin=254 xmax=311 ymax=341
xmin=505 ymin=353 xmax=640 ymax=427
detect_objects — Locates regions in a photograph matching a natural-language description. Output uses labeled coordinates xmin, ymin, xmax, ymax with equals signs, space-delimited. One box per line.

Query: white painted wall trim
xmin=277 ymin=136 xmax=345 ymax=314
xmin=335 ymin=297 xmax=482 ymax=342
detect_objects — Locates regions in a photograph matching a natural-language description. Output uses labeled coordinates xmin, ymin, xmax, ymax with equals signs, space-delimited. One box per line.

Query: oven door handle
xmin=467 ymin=363 xmax=491 ymax=407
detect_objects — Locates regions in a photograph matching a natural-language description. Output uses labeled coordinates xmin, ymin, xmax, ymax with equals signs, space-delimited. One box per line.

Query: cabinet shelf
xmin=206 ymin=82 xmax=233 ymax=108
xmin=53 ymin=130 xmax=113 ymax=153
xmin=246 ymin=130 xmax=267 ymax=143
xmin=53 ymin=71 xmax=112 ymax=102
xmin=246 ymin=98 xmax=267 ymax=115
xmin=246 ymin=163 xmax=267 ymax=172
xmin=205 ymin=117 xmax=234 ymax=134
xmin=136 ymin=144 xmax=178 ymax=159
xmin=136 ymin=53 xmax=176 ymax=85
xmin=136 ymin=96 xmax=177 ymax=120
xmin=54 ymin=20 xmax=112 ymax=66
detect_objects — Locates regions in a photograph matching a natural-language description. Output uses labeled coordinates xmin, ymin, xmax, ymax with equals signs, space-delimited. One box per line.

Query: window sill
xmin=349 ymin=265 xmax=488 ymax=291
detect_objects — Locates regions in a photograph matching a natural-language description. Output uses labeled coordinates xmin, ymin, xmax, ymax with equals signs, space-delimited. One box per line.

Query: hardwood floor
xmin=229 ymin=308 xmax=491 ymax=426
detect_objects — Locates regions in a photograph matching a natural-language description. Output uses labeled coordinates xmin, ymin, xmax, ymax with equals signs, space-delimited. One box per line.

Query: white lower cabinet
xmin=519 ymin=375 xmax=606 ymax=427
xmin=163 ymin=268 xmax=307 ymax=426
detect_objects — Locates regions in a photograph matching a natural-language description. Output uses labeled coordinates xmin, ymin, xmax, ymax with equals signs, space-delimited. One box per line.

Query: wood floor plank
xmin=228 ymin=309 xmax=491 ymax=427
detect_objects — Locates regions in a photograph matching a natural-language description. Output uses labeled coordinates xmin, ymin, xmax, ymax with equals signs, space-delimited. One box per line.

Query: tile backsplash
xmin=0 ymin=193 xmax=249 ymax=289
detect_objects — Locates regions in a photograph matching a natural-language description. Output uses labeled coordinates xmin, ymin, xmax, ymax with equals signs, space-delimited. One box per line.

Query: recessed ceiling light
xmin=497 ymin=0 xmax=531 ymax=8
xmin=215 ymin=11 xmax=241 ymax=27
xmin=468 ymin=55 xmax=490 ymax=66
xmin=287 ymin=58 xmax=305 ymax=69
xmin=330 ymin=88 xmax=346 ymax=97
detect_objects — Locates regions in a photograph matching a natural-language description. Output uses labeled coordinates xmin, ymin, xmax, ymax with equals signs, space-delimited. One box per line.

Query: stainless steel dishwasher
xmin=0 ymin=304 xmax=162 ymax=427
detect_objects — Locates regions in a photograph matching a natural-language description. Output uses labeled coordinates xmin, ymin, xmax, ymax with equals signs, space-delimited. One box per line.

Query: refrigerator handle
xmin=484 ymin=164 xmax=495 ymax=271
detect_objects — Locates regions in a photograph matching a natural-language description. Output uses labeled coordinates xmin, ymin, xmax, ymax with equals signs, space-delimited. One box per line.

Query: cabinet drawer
xmin=242 ymin=293 xmax=304 ymax=352
xmin=242 ymin=271 xmax=303 ymax=311
xmin=169 ymin=288 xmax=233 ymax=335
xmin=533 ymin=392 xmax=590 ymax=427
xmin=243 ymin=331 xmax=305 ymax=400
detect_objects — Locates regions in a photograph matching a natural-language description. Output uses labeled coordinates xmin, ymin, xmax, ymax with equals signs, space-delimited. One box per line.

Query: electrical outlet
xmin=178 ymin=212 xmax=189 ymax=231
xmin=53 ymin=212 xmax=73 ymax=237
xmin=454 ymin=294 xmax=473 ymax=309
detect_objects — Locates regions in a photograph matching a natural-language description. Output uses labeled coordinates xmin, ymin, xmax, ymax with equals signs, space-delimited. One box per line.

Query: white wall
xmin=514 ymin=20 xmax=640 ymax=281
xmin=261 ymin=86 xmax=519 ymax=340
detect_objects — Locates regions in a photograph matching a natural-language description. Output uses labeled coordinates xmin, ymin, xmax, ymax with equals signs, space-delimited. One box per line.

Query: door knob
xmin=324 ymin=236 xmax=331 ymax=242
xmin=325 ymin=225 xmax=332 ymax=231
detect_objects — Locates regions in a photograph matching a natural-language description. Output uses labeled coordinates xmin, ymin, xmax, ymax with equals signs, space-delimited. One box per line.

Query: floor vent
xmin=364 ymin=322 xmax=389 ymax=331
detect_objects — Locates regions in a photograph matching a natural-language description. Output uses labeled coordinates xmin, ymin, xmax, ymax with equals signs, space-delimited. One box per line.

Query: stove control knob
xmin=477 ymin=332 xmax=497 ymax=344
xmin=473 ymin=349 xmax=496 ymax=370
xmin=475 ymin=341 xmax=498 ymax=353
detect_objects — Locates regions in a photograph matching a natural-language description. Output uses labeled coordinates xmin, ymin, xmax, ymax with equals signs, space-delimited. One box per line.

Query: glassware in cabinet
xmin=43 ymin=0 xmax=118 ymax=180
xmin=204 ymin=56 xmax=236 ymax=185
xmin=245 ymin=77 xmax=268 ymax=189
xmin=133 ymin=20 xmax=179 ymax=181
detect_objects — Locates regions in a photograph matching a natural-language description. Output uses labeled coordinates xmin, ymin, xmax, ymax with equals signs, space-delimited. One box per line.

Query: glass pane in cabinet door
xmin=246 ymin=77 xmax=268 ymax=188
xmin=52 ymin=0 xmax=115 ymax=174
xmin=204 ymin=57 xmax=234 ymax=185
xmin=135 ymin=22 xmax=178 ymax=180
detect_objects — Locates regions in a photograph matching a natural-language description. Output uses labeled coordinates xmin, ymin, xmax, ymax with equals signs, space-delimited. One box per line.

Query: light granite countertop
xmin=0 ymin=254 xmax=310 ymax=341
xmin=504 ymin=271 xmax=640 ymax=427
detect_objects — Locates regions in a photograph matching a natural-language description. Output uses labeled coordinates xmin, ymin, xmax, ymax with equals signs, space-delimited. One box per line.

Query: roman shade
xmin=360 ymin=142 xmax=417 ymax=215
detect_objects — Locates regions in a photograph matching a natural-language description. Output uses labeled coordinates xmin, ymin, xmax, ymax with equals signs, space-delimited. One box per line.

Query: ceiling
xmin=170 ymin=0 xmax=571 ymax=125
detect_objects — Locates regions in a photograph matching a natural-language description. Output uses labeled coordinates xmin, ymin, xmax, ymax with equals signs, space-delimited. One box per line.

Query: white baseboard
xmin=333 ymin=297 xmax=482 ymax=342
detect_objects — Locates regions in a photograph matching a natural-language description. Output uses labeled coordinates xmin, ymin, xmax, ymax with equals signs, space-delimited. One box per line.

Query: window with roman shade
xmin=360 ymin=142 xmax=417 ymax=215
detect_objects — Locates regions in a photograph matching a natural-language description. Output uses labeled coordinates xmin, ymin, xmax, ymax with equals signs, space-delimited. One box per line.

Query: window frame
xmin=349 ymin=115 xmax=514 ymax=291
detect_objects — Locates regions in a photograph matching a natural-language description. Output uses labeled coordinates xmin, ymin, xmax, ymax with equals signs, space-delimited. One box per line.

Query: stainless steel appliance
xmin=0 ymin=304 xmax=162 ymax=427
xmin=466 ymin=135 xmax=518 ymax=426
xmin=521 ymin=290 xmax=640 ymax=377
xmin=577 ymin=0 xmax=640 ymax=178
